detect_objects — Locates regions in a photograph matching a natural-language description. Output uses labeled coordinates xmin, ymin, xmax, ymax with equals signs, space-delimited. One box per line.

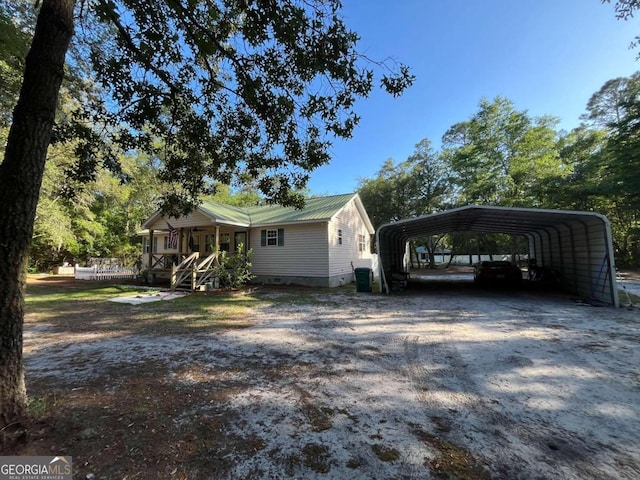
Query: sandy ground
xmin=23 ymin=284 xmax=640 ymax=479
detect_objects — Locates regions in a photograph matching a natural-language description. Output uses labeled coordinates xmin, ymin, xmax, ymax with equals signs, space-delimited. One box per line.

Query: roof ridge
xmin=198 ymin=193 xmax=357 ymax=226
xmin=309 ymin=192 xmax=354 ymax=199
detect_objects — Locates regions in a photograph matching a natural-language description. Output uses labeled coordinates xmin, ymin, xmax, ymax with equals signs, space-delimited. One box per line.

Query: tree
xmin=0 ymin=4 xmax=33 ymax=127
xmin=207 ymin=182 xmax=264 ymax=207
xmin=401 ymin=139 xmax=452 ymax=267
xmin=582 ymin=76 xmax=632 ymax=128
xmin=359 ymin=138 xmax=450 ymax=230
xmin=358 ymin=158 xmax=411 ymax=229
xmin=358 ymin=138 xmax=451 ymax=264
xmin=582 ymin=72 xmax=640 ymax=265
xmin=441 ymin=96 xmax=564 ymax=208
xmin=0 ymin=0 xmax=413 ymax=428
xmin=29 ymin=138 xmax=87 ymax=271
xmin=553 ymin=126 xmax=609 ymax=210
xmin=604 ymin=0 xmax=640 ymax=17
xmin=404 ymin=138 xmax=452 ymax=214
xmin=0 ymin=0 xmax=74 ymax=429
xmin=591 ymin=73 xmax=640 ymax=202
xmin=603 ymin=0 xmax=640 ymax=48
xmin=603 ymin=1 xmax=640 ymax=60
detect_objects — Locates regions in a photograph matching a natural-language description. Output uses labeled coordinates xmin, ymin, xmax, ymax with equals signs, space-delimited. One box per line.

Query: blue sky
xmin=306 ymin=0 xmax=640 ymax=195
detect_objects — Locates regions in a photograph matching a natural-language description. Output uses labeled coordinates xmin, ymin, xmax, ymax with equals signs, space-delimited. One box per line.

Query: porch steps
xmin=171 ymin=252 xmax=218 ymax=292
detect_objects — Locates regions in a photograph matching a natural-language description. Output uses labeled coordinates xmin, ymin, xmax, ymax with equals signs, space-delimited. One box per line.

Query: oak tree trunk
xmin=0 ymin=0 xmax=74 ymax=429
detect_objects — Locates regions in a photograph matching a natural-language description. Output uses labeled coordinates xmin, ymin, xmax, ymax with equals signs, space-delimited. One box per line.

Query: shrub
xmin=215 ymin=243 xmax=254 ymax=289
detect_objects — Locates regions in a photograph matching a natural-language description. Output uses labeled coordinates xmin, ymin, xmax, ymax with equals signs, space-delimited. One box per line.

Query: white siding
xmin=328 ymin=199 xmax=374 ymax=277
xmin=249 ymin=223 xmax=329 ymax=277
xmin=156 ymin=234 xmax=177 ymax=254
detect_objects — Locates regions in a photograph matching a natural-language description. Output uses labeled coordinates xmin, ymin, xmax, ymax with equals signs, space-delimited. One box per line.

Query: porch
xmin=140 ymin=203 xmax=252 ymax=291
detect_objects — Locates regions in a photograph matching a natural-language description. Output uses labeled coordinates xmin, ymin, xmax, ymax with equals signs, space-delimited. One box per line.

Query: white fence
xmin=416 ymin=253 xmax=528 ymax=266
xmin=370 ymin=254 xmax=379 ymax=277
xmin=74 ymin=264 xmax=138 ymax=280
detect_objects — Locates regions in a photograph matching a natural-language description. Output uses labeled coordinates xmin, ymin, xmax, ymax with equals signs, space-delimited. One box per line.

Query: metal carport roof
xmin=376 ymin=205 xmax=619 ymax=307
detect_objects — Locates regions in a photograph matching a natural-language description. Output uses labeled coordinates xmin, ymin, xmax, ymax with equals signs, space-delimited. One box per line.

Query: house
xmin=140 ymin=193 xmax=376 ymax=289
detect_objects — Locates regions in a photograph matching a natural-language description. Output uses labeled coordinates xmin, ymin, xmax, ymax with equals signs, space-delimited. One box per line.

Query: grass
xmin=371 ymin=443 xmax=400 ymax=462
xmin=26 ymin=394 xmax=58 ymax=418
xmin=23 ymin=275 xmax=381 ymax=336
xmin=409 ymin=423 xmax=491 ymax=480
xmin=25 ymin=277 xmax=266 ymax=335
xmin=10 ymin=276 xmax=276 ymax=474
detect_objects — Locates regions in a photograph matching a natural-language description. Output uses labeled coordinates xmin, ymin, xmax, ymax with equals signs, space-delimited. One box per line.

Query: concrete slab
xmin=109 ymin=291 xmax=188 ymax=305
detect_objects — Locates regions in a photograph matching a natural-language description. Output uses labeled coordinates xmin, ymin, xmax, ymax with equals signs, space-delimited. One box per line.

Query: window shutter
xmin=261 ymin=229 xmax=267 ymax=247
xmin=278 ymin=228 xmax=284 ymax=246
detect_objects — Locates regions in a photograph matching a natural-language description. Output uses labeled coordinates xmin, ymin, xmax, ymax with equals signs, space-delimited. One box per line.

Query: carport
xmin=376 ymin=205 xmax=619 ymax=307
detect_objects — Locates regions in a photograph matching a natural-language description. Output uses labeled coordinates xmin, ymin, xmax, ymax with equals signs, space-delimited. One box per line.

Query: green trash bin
xmin=354 ymin=267 xmax=372 ymax=292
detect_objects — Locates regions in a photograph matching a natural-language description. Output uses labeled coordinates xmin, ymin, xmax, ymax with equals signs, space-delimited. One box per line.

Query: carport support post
xmin=603 ymin=224 xmax=620 ymax=307
xmin=375 ymin=228 xmax=387 ymax=293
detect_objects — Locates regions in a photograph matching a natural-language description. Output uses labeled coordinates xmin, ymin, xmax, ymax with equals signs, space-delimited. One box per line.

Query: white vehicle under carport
xmin=376 ymin=205 xmax=619 ymax=307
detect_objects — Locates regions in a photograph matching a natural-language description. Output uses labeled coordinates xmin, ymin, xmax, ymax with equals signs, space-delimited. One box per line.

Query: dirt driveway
xmin=21 ymin=285 xmax=640 ymax=479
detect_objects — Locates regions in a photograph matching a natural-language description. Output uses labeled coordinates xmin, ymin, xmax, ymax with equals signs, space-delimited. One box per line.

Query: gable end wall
xmin=328 ymin=199 xmax=374 ymax=279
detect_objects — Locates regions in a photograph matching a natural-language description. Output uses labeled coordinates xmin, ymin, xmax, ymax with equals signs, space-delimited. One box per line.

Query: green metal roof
xmin=199 ymin=193 xmax=356 ymax=226
xmin=246 ymin=193 xmax=356 ymax=225
xmin=199 ymin=200 xmax=252 ymax=226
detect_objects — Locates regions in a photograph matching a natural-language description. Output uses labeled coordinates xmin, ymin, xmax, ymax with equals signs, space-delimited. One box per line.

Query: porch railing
xmin=148 ymin=253 xmax=191 ymax=270
xmin=170 ymin=252 xmax=218 ymax=291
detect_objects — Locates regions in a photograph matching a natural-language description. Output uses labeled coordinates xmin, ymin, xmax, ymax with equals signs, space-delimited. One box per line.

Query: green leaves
xmin=381 ymin=65 xmax=415 ymax=98
xmin=0 ymin=4 xmax=32 ymax=125
xmin=55 ymin=0 xmax=413 ymax=212
xmin=442 ymin=96 xmax=562 ymax=208
xmin=603 ymin=0 xmax=640 ymax=20
xmin=582 ymin=72 xmax=640 ymax=207
xmin=358 ymin=138 xmax=451 ymax=231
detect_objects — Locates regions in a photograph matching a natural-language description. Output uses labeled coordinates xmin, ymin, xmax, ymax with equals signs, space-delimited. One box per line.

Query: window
xmin=358 ymin=234 xmax=366 ymax=252
xmin=219 ymin=233 xmax=231 ymax=252
xmin=338 ymin=229 xmax=343 ymax=245
xmin=266 ymin=229 xmax=278 ymax=246
xmin=235 ymin=232 xmax=247 ymax=254
xmin=163 ymin=236 xmax=176 ymax=251
xmin=189 ymin=233 xmax=200 ymax=252
xmin=205 ymin=234 xmax=215 ymax=253
xmin=144 ymin=237 xmax=159 ymax=253
xmin=261 ymin=228 xmax=284 ymax=247
xmin=205 ymin=233 xmax=231 ymax=252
